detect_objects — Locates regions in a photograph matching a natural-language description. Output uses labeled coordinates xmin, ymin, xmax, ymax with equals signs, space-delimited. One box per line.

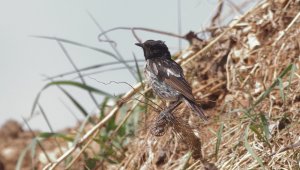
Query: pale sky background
xmin=0 ymin=0 xmax=255 ymax=131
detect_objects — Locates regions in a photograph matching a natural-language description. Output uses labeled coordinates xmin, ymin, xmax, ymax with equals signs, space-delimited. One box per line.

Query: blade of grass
xmin=30 ymin=80 xmax=112 ymax=118
xmin=132 ymin=53 xmax=143 ymax=85
xmin=60 ymin=88 xmax=89 ymax=117
xmin=59 ymin=98 xmax=80 ymax=122
xmin=44 ymin=82 xmax=143 ymax=169
xmin=71 ymin=64 xmax=143 ymax=80
xmin=38 ymin=104 xmax=54 ymax=132
xmin=38 ymin=104 xmax=63 ymax=154
xmin=22 ymin=117 xmax=51 ymax=163
xmin=288 ymin=64 xmax=296 ymax=89
xmin=57 ymin=41 xmax=99 ymax=108
xmin=244 ymin=64 xmax=294 ymax=118
xmin=259 ymin=113 xmax=271 ymax=141
xmin=47 ymin=60 xmax=143 ymax=80
xmin=39 ymin=132 xmax=74 ymax=142
xmin=249 ymin=123 xmax=271 ymax=149
xmin=100 ymin=97 xmax=110 ymax=119
xmin=253 ymin=64 xmax=293 ymax=107
xmin=30 ymin=138 xmax=38 ymax=169
xmin=30 ymin=90 xmax=43 ymax=118
xmin=33 ymin=35 xmax=140 ymax=80
xmin=31 ymin=35 xmax=118 ymax=59
xmin=278 ymin=78 xmax=285 ymax=103
xmin=74 ymin=114 xmax=91 ymax=144
xmin=249 ymin=124 xmax=265 ymax=141
xmin=244 ymin=125 xmax=265 ymax=169
xmin=215 ymin=123 xmax=224 ymax=160
xmin=45 ymin=80 xmax=113 ymax=97
xmin=16 ymin=140 xmax=36 ymax=170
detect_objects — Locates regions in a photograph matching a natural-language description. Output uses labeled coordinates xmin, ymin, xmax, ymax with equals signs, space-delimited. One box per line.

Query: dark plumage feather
xmin=184 ymin=97 xmax=207 ymax=121
xmin=150 ymin=58 xmax=195 ymax=101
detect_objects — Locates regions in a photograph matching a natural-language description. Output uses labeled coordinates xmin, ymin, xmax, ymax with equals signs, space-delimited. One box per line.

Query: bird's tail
xmin=184 ymin=98 xmax=207 ymax=121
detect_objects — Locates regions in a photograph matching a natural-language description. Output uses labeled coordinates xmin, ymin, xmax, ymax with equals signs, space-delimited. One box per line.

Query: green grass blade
xmin=278 ymin=78 xmax=285 ymax=102
xmin=30 ymin=90 xmax=43 ymax=117
xmin=288 ymin=64 xmax=296 ymax=89
xmin=215 ymin=123 xmax=224 ymax=160
xmin=32 ymin=35 xmax=139 ymax=80
xmin=45 ymin=80 xmax=113 ymax=97
xmin=249 ymin=124 xmax=264 ymax=141
xmin=38 ymin=104 xmax=54 ymax=132
xmin=30 ymin=80 xmax=112 ymax=119
xmin=249 ymin=123 xmax=271 ymax=150
xmin=16 ymin=143 xmax=32 ymax=170
xmin=76 ymin=115 xmax=91 ymax=142
xmin=60 ymin=88 xmax=89 ymax=117
xmin=31 ymin=35 xmax=118 ymax=60
xmin=244 ymin=64 xmax=293 ymax=120
xmin=30 ymin=139 xmax=38 ymax=167
xmin=244 ymin=125 xmax=265 ymax=169
xmin=259 ymin=113 xmax=271 ymax=148
xmin=47 ymin=60 xmax=143 ymax=80
xmin=56 ymin=40 xmax=100 ymax=108
xmin=132 ymin=53 xmax=143 ymax=84
xmin=39 ymin=132 xmax=74 ymax=141
xmin=100 ymin=97 xmax=110 ymax=119
xmin=254 ymin=64 xmax=293 ymax=107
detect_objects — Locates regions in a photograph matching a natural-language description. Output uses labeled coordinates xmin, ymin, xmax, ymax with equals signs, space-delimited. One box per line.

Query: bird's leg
xmin=151 ymin=100 xmax=182 ymax=136
xmin=159 ymin=100 xmax=181 ymax=121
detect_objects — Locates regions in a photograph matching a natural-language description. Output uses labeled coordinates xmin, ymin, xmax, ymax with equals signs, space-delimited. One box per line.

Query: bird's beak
xmin=135 ymin=42 xmax=143 ymax=48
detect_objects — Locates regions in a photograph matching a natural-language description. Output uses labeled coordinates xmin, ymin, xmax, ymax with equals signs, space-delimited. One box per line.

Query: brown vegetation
xmin=1 ymin=0 xmax=300 ymax=169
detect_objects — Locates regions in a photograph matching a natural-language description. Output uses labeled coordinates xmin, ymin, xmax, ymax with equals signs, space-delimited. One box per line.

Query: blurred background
xmin=0 ymin=0 xmax=255 ymax=131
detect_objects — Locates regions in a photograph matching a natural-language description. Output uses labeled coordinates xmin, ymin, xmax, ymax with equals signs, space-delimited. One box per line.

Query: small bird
xmin=135 ymin=40 xmax=207 ymax=121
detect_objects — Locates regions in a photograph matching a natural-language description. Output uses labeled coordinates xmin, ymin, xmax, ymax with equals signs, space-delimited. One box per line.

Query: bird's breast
xmin=144 ymin=61 xmax=180 ymax=101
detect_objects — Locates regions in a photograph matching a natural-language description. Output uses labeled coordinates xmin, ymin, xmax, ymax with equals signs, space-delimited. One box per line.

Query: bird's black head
xmin=135 ymin=40 xmax=171 ymax=60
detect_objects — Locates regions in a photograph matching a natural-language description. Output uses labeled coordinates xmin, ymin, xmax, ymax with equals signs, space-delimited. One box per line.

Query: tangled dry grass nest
xmin=9 ymin=0 xmax=299 ymax=169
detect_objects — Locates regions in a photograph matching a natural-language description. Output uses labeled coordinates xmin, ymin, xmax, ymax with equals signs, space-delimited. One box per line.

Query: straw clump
xmin=120 ymin=0 xmax=300 ymax=169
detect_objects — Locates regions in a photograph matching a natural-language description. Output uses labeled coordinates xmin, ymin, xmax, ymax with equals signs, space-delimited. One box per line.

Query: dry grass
xmin=17 ymin=0 xmax=300 ymax=169
xmin=117 ymin=0 xmax=300 ymax=169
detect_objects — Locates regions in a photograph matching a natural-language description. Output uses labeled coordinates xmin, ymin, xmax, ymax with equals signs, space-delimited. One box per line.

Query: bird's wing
xmin=150 ymin=58 xmax=195 ymax=101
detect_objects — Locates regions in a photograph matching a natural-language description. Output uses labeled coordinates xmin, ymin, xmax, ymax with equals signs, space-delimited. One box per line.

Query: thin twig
xmin=211 ymin=0 xmax=224 ymax=27
xmin=225 ymin=0 xmax=244 ymax=15
xmin=270 ymin=140 xmax=300 ymax=156
xmin=97 ymin=27 xmax=186 ymax=43
xmin=88 ymin=78 xmax=162 ymax=110
xmin=87 ymin=12 xmax=138 ymax=80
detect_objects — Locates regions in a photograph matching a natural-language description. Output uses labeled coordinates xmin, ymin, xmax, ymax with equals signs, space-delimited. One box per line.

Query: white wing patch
xmin=152 ymin=62 xmax=158 ymax=75
xmin=166 ymin=68 xmax=181 ymax=77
